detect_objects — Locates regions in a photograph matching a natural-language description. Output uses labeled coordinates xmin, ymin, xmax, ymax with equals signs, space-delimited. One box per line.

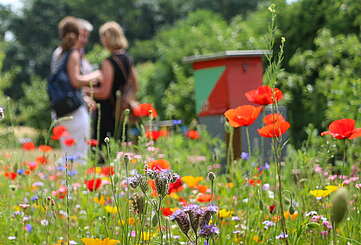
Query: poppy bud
xmin=331 ymin=188 xmax=348 ymax=227
xmin=259 ymin=199 xmax=264 ymax=210
xmin=289 ymin=205 xmax=296 ymax=215
xmin=208 ymin=172 xmax=216 ymax=182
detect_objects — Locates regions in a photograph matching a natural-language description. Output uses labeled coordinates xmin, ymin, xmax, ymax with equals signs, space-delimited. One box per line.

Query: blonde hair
xmin=99 ymin=21 xmax=128 ymax=51
xmin=58 ymin=16 xmax=80 ymax=52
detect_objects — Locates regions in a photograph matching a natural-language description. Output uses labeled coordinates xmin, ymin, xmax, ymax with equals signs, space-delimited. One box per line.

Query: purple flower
xmin=170 ymin=209 xmax=190 ymax=235
xmin=276 ymin=232 xmax=288 ymax=240
xmin=262 ymin=220 xmax=275 ymax=230
xmin=322 ymin=220 xmax=332 ymax=230
xmin=199 ymin=225 xmax=219 ymax=239
xmin=24 ymin=224 xmax=32 ymax=232
xmin=241 ymin=152 xmax=249 ymax=160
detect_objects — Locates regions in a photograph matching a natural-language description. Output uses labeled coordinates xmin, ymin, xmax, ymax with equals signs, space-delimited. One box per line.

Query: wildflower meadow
xmin=1 ymin=2 xmax=361 ymax=245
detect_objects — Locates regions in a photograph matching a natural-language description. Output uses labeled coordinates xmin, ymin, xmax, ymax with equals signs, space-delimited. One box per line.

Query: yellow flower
xmin=94 ymin=196 xmax=106 ymax=205
xmin=226 ymin=182 xmax=234 ymax=188
xmin=284 ymin=211 xmax=298 ymax=220
xmin=310 ymin=185 xmax=340 ymax=198
xmin=181 ymin=176 xmax=204 ymax=188
xmin=325 ymin=185 xmax=340 ymax=192
xmin=105 ymin=206 xmax=118 ymax=214
xmin=81 ymin=238 xmax=119 ymax=245
xmin=309 ymin=190 xmax=332 ymax=198
xmin=218 ymin=209 xmax=233 ymax=218
xmin=141 ymin=232 xmax=154 ymax=241
xmin=169 ymin=192 xmax=180 ymax=200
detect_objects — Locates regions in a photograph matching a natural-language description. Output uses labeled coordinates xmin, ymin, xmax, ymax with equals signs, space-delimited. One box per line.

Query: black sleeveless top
xmin=93 ymin=53 xmax=132 ymax=144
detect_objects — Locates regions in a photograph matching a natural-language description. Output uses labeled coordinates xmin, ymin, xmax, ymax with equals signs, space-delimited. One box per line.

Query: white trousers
xmin=57 ymin=105 xmax=90 ymax=162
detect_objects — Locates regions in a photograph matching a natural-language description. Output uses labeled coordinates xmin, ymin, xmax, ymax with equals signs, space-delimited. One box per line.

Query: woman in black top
xmin=89 ymin=21 xmax=138 ymax=147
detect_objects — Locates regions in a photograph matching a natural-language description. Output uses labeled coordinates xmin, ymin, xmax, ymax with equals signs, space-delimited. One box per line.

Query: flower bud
xmin=331 ymin=188 xmax=348 ymax=227
xmin=208 ymin=172 xmax=216 ymax=182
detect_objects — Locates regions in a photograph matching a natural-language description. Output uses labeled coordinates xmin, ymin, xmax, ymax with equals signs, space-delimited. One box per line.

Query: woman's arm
xmin=67 ymin=50 xmax=101 ymax=88
xmin=91 ymin=59 xmax=114 ymax=100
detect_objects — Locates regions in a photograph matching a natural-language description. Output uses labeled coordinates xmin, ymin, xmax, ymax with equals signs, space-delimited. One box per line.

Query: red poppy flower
xmin=269 ymin=204 xmax=276 ymax=214
xmin=161 ymin=207 xmax=174 ymax=216
xmin=145 ymin=131 xmax=161 ymax=141
xmin=27 ymin=161 xmax=38 ymax=171
xmin=22 ymin=142 xmax=35 ymax=151
xmin=224 ymin=105 xmax=263 ymax=128
xmin=185 ymin=130 xmax=200 ymax=140
xmin=4 ymin=172 xmax=17 ymax=180
xmin=35 ymin=156 xmax=48 ymax=165
xmin=86 ymin=139 xmax=98 ymax=147
xmin=64 ymin=138 xmax=76 ymax=146
xmin=245 ymin=85 xmax=283 ymax=105
xmin=258 ymin=121 xmax=290 ymax=138
xmin=51 ymin=126 xmax=69 ymax=140
xmin=321 ymin=119 xmax=361 ymax=140
xmin=147 ymin=159 xmax=170 ymax=170
xmin=52 ymin=186 xmax=67 ymax=199
xmin=101 ymin=166 xmax=115 ymax=176
xmin=148 ymin=179 xmax=158 ymax=197
xmin=263 ymin=113 xmax=286 ymax=125
xmin=196 ymin=185 xmax=208 ymax=193
xmin=133 ymin=103 xmax=158 ymax=118
xmin=168 ymin=178 xmax=183 ymax=194
xmin=85 ymin=178 xmax=102 ymax=192
xmin=197 ymin=193 xmax=212 ymax=203
xmin=38 ymin=145 xmax=53 ymax=152
xmin=248 ymin=179 xmax=262 ymax=186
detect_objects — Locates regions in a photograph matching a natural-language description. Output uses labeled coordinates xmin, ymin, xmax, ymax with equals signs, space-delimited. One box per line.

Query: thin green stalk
xmin=245 ymin=126 xmax=251 ymax=156
xmin=226 ymin=126 xmax=234 ymax=173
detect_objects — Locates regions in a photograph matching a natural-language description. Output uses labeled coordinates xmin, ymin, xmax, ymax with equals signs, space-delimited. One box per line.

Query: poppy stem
xmin=245 ymin=127 xmax=251 ymax=156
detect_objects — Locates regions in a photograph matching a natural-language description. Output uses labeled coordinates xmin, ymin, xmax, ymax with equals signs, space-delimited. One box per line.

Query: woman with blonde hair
xmin=89 ymin=21 xmax=138 ymax=148
xmin=49 ymin=16 xmax=101 ymax=163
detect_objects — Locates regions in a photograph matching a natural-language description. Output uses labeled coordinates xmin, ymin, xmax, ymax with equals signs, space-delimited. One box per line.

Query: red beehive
xmin=184 ymin=50 xmax=270 ymax=116
xmin=184 ymin=50 xmax=271 ymax=160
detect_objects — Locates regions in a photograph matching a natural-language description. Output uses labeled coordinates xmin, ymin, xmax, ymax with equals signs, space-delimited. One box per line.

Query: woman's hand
xmin=83 ymin=95 xmax=97 ymax=111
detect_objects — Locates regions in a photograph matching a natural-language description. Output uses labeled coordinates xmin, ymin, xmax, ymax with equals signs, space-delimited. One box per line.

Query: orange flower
xmin=258 ymin=121 xmax=290 ymax=138
xmin=22 ymin=142 xmax=35 ymax=151
xmin=186 ymin=130 xmax=200 ymax=140
xmin=197 ymin=193 xmax=212 ymax=203
xmin=245 ymin=85 xmax=283 ymax=105
xmin=263 ymin=113 xmax=285 ymax=125
xmin=196 ymin=185 xmax=208 ymax=193
xmin=181 ymin=176 xmax=203 ymax=188
xmin=147 ymin=159 xmax=170 ymax=170
xmin=224 ymin=105 xmax=262 ymax=128
xmin=321 ymin=118 xmax=361 ymax=140
xmin=284 ymin=211 xmax=298 ymax=220
xmin=35 ymin=156 xmax=48 ymax=165
xmin=38 ymin=145 xmax=53 ymax=152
